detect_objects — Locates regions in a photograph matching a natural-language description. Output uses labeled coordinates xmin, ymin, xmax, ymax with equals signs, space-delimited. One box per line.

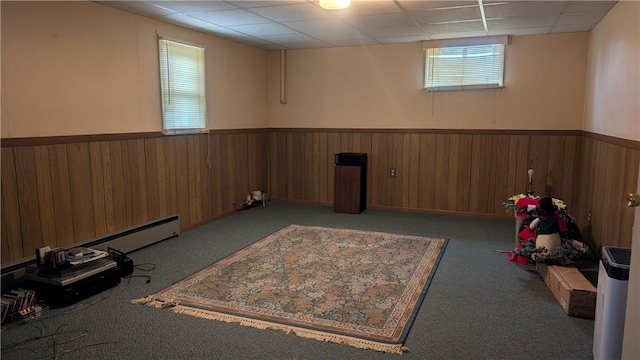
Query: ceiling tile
xmin=249 ymin=3 xmax=331 ymax=22
xmin=158 ymin=14 xmax=223 ymax=29
xmin=228 ymin=1 xmax=307 ymax=9
xmin=422 ymin=20 xmax=485 ymax=34
xmin=408 ymin=6 xmax=482 ymax=25
xmin=95 ymin=0 xmax=617 ymax=50
xmin=325 ymin=38 xmax=382 ymax=47
xmin=487 ymin=16 xmax=556 ymax=31
xmin=361 ymin=25 xmax=427 ymax=38
xmin=397 ymin=1 xmax=477 ymax=12
xmin=309 ymin=29 xmax=373 ymax=41
xmin=227 ymin=22 xmax=300 ymax=36
xmin=257 ymin=33 xmax=332 ymax=48
xmin=330 ymin=1 xmax=403 ymax=16
xmin=377 ymin=35 xmax=431 ymax=44
xmin=258 ymin=32 xmax=319 ymax=42
xmin=202 ymin=25 xmax=255 ymax=38
xmin=283 ymin=18 xmax=352 ymax=33
xmin=148 ymin=1 xmax=238 ymax=14
xmin=95 ymin=1 xmax=176 ymax=17
xmin=344 ymin=13 xmax=416 ymax=29
xmin=489 ymin=26 xmax=551 ymax=37
xmin=555 ymin=12 xmax=609 ymax=26
xmin=562 ymin=1 xmax=616 ymax=14
xmin=483 ymin=1 xmax=565 ymax=18
xmin=190 ymin=9 xmax=272 ymax=26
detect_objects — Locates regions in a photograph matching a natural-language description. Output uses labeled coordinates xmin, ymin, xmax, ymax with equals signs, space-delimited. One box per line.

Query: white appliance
xmin=593 ymin=246 xmax=631 ymax=360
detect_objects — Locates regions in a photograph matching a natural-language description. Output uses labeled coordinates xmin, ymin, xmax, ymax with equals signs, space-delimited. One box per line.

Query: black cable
xmin=125 ymin=275 xmax=151 ymax=283
xmin=125 ymin=262 xmax=156 ymax=283
xmin=133 ymin=263 xmax=156 ymax=272
xmin=2 ymin=322 xmax=120 ymax=359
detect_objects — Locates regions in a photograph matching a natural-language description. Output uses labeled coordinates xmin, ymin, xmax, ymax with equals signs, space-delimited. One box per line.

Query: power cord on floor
xmin=2 ymin=322 xmax=120 ymax=360
xmin=123 ymin=263 xmax=156 ymax=284
xmin=133 ymin=263 xmax=156 ymax=272
xmin=125 ymin=275 xmax=151 ymax=283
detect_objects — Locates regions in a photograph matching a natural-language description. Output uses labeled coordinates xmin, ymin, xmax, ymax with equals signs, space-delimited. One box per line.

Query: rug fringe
xmin=171 ymin=305 xmax=408 ymax=355
xmin=131 ymin=296 xmax=176 ymax=309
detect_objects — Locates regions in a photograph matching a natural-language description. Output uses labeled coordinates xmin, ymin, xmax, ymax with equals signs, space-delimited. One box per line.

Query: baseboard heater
xmin=82 ymin=214 xmax=180 ymax=255
xmin=1 ymin=214 xmax=180 ymax=276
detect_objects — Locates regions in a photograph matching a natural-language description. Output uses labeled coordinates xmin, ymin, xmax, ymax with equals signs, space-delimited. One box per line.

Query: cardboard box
xmin=537 ymin=264 xmax=597 ymax=318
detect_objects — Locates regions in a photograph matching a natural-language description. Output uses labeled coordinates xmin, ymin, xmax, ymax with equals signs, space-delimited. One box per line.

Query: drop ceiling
xmin=94 ymin=0 xmax=617 ymax=50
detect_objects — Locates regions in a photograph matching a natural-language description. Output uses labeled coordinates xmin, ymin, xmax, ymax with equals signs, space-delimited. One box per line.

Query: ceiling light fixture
xmin=319 ymin=0 xmax=351 ymax=10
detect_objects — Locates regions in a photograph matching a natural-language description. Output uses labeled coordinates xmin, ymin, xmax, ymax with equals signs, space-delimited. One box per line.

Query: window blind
xmin=159 ymin=39 xmax=206 ymax=133
xmin=425 ymin=43 xmax=505 ymax=91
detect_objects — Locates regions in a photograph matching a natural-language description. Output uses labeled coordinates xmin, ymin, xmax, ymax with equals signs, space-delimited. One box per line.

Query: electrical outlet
xmin=390 ymin=168 xmax=396 ymax=178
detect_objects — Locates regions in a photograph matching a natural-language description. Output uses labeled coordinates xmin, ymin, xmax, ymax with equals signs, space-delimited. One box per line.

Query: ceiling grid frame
xmin=94 ymin=0 xmax=617 ymax=50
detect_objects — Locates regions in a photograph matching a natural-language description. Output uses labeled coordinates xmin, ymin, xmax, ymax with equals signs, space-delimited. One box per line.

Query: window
xmin=424 ymin=43 xmax=505 ymax=91
xmin=159 ymin=38 xmax=207 ymax=134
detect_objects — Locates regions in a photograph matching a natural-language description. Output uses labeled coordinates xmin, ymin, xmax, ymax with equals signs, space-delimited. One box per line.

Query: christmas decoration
xmin=503 ymin=194 xmax=587 ymax=265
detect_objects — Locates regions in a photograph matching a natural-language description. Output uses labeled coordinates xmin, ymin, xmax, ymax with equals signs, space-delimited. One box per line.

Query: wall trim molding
xmin=0 ymin=128 xmax=270 ymax=147
xmin=1 ymin=132 xmax=163 ymax=147
xmin=268 ymin=128 xmax=583 ymax=135
xmin=581 ymin=131 xmax=640 ymax=150
xmin=2 ymin=128 xmax=637 ymax=150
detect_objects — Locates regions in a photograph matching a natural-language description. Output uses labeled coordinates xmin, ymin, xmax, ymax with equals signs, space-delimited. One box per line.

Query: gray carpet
xmin=1 ymin=202 xmax=594 ymax=359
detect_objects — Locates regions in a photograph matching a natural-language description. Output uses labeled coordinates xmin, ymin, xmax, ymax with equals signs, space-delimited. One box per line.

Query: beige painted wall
xmin=587 ymin=2 xmax=640 ymax=358
xmin=583 ymin=1 xmax=640 ymax=142
xmin=267 ymin=32 xmax=589 ymax=130
xmin=5 ymin=1 xmax=631 ymax=137
xmin=0 ymin=1 xmax=268 ymax=138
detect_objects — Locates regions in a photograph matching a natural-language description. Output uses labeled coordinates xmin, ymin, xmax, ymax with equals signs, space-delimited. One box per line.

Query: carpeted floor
xmin=0 ymin=202 xmax=595 ymax=360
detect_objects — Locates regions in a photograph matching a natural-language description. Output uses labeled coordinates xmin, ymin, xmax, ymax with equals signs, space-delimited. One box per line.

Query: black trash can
xmin=334 ymin=153 xmax=367 ymax=214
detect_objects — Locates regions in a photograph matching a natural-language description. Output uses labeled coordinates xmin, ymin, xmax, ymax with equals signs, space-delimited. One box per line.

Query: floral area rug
xmin=133 ymin=225 xmax=447 ymax=354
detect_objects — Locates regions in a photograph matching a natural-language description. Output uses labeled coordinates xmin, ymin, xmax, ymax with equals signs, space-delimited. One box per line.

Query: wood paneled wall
xmin=573 ymin=134 xmax=640 ymax=250
xmin=2 ymin=128 xmax=638 ymax=264
xmin=270 ymin=128 xmax=639 ymax=250
xmin=269 ymin=129 xmax=579 ymax=216
xmin=1 ymin=130 xmax=269 ymax=263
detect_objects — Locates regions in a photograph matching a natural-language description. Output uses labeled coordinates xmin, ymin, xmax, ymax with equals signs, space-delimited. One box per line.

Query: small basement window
xmin=158 ymin=38 xmax=207 ymax=134
xmin=424 ymin=43 xmax=505 ymax=91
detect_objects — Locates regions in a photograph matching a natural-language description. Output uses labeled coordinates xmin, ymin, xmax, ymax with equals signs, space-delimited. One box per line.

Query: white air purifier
xmin=593 ymin=246 xmax=631 ymax=360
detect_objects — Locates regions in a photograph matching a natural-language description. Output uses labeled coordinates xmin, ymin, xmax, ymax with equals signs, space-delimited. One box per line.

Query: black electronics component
xmin=334 ymin=153 xmax=368 ymax=214
xmin=23 ymin=260 xmax=121 ymax=306
xmin=335 ymin=152 xmax=367 ymax=166
xmin=107 ymin=248 xmax=134 ymax=277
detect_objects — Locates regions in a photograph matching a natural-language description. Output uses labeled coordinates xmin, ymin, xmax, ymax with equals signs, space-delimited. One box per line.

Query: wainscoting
xmin=1 ymin=130 xmax=269 ymax=263
xmin=573 ymin=133 xmax=640 ymax=249
xmin=269 ymin=128 xmax=639 ymax=251
xmin=1 ymin=128 xmax=638 ymax=263
xmin=269 ymin=129 xmax=581 ymax=215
